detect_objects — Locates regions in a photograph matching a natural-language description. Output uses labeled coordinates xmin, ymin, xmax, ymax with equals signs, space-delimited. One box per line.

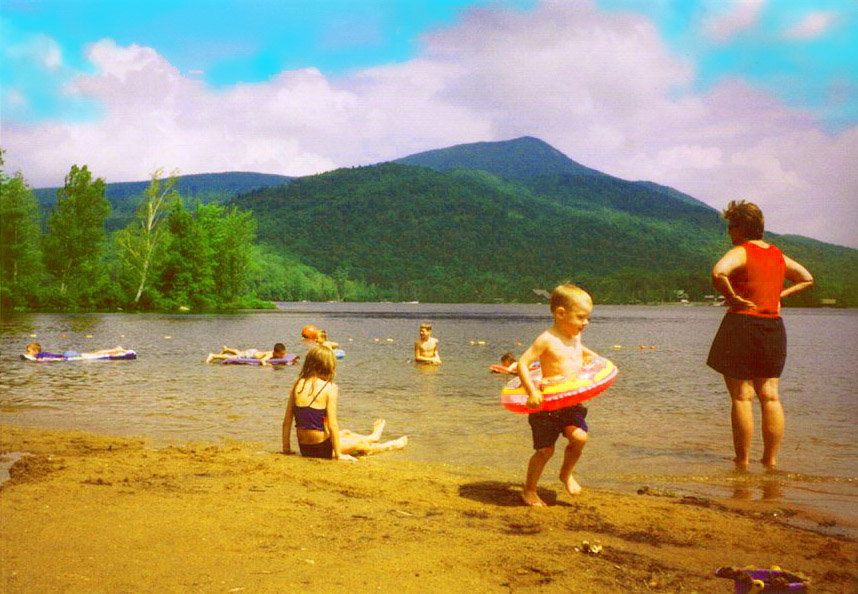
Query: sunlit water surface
xmin=2 ymin=304 xmax=856 ymax=534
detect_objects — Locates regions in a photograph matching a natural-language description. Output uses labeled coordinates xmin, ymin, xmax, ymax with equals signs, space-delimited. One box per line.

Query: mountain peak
xmin=393 ymin=136 xmax=601 ymax=179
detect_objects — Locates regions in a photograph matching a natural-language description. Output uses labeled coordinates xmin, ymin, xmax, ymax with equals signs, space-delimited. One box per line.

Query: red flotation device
xmin=501 ymin=357 xmax=618 ymax=413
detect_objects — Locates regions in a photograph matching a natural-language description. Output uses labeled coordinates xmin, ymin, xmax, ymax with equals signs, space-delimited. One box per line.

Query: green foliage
xmin=42 ymin=165 xmax=110 ymax=308
xmin=6 ymin=137 xmax=858 ymax=310
xmin=0 ymin=154 xmax=44 ymax=311
xmin=234 ymin=162 xmax=858 ymax=306
xmin=115 ymin=169 xmax=180 ymax=307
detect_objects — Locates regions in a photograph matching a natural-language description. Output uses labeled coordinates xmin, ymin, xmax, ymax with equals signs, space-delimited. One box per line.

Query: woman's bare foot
xmin=521 ymin=489 xmax=547 ymax=507
xmin=761 ymin=457 xmax=777 ymax=470
xmin=560 ymin=472 xmax=582 ymax=496
xmin=733 ymin=457 xmax=750 ymax=471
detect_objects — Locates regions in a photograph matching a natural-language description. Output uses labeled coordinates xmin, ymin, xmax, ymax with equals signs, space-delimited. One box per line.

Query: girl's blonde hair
xmin=292 ymin=345 xmax=336 ymax=395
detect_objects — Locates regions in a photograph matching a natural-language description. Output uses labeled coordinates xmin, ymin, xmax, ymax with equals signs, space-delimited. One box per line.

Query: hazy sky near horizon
xmin=2 ymin=0 xmax=857 ymax=247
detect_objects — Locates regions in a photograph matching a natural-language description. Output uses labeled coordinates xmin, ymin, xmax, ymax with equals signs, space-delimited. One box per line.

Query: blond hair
xmin=550 ymin=284 xmax=592 ymax=312
xmin=292 ymin=345 xmax=336 ymax=396
xmin=723 ymin=200 xmax=764 ymax=240
xmin=419 ymin=321 xmax=432 ymax=331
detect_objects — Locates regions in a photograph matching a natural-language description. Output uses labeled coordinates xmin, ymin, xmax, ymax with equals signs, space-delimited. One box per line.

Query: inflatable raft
xmin=21 ymin=350 xmax=138 ymax=362
xmin=222 ymin=354 xmax=299 ymax=366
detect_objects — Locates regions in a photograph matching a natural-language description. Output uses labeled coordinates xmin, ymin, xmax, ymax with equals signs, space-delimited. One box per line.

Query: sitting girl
xmin=281 ymin=345 xmax=407 ymax=460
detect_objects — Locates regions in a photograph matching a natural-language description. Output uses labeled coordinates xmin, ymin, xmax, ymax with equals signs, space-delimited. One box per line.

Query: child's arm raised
xmin=517 ymin=335 xmax=547 ymax=409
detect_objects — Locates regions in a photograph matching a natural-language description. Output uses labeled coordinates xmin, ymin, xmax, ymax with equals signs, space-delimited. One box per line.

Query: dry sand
xmin=2 ymin=426 xmax=856 ymax=593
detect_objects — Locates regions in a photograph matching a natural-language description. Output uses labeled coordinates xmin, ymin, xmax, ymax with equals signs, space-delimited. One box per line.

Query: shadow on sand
xmin=458 ymin=480 xmax=572 ymax=507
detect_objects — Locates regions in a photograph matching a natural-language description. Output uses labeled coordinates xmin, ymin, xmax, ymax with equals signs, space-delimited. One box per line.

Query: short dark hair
xmin=723 ymin=200 xmax=764 ymax=240
xmin=273 ymin=342 xmax=286 ymax=352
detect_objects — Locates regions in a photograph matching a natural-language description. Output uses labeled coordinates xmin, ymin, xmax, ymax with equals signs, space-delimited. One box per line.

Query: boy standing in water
xmin=517 ymin=284 xmax=599 ymax=506
xmin=414 ymin=322 xmax=441 ymax=365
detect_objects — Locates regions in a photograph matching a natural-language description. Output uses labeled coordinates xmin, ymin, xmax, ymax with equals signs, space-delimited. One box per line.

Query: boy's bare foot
xmin=761 ymin=457 xmax=777 ymax=470
xmin=732 ymin=457 xmax=749 ymax=471
xmin=371 ymin=419 xmax=386 ymax=439
xmin=560 ymin=473 xmax=583 ymax=496
xmin=521 ymin=490 xmax=547 ymax=506
xmin=389 ymin=435 xmax=407 ymax=449
xmin=205 ymin=354 xmax=215 ymax=363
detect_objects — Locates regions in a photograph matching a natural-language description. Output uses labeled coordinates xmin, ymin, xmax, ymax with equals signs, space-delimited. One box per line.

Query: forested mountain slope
xmin=234 ymin=162 xmax=858 ymax=304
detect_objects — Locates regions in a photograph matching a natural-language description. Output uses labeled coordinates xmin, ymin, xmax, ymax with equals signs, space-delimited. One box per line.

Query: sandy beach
xmin=1 ymin=426 xmax=856 ymax=593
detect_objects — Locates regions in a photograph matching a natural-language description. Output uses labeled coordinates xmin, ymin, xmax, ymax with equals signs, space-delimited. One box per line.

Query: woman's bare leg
xmin=725 ymin=376 xmax=755 ymax=469
xmin=754 ymin=378 xmax=783 ymax=469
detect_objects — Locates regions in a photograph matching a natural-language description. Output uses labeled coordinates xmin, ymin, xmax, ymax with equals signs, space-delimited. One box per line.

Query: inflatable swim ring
xmin=301 ymin=325 xmax=318 ymax=339
xmin=223 ymin=354 xmax=299 ymax=366
xmin=21 ymin=350 xmax=138 ymax=362
xmin=501 ymin=357 xmax=618 ymax=413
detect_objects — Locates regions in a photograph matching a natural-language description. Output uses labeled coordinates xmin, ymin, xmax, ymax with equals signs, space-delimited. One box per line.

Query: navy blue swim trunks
xmin=528 ymin=405 xmax=588 ymax=450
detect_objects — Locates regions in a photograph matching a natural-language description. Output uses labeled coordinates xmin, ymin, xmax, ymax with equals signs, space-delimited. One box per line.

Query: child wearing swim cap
xmin=516 ymin=284 xmax=600 ymax=506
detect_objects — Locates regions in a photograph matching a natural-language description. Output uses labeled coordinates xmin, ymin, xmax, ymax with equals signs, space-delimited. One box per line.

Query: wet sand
xmin=2 ymin=426 xmax=856 ymax=593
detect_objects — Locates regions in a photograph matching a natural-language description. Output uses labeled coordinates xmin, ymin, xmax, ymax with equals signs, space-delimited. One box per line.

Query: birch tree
xmin=116 ymin=169 xmax=179 ymax=306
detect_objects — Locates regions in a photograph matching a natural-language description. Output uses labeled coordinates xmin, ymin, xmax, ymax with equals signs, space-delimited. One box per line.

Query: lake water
xmin=2 ymin=304 xmax=856 ymax=533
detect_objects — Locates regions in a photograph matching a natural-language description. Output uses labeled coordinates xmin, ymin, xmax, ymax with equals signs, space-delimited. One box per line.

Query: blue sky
xmin=2 ymin=0 xmax=857 ymax=246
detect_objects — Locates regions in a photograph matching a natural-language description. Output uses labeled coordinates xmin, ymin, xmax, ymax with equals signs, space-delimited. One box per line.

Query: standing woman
xmin=707 ymin=200 xmax=813 ymax=470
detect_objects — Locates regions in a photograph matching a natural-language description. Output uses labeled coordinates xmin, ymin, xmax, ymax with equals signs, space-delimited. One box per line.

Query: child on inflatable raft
xmin=23 ymin=342 xmax=136 ymax=361
xmin=206 ymin=343 xmax=289 ymax=365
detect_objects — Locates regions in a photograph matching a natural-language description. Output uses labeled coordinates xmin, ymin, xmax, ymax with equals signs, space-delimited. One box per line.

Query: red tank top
xmin=730 ymin=242 xmax=785 ymax=318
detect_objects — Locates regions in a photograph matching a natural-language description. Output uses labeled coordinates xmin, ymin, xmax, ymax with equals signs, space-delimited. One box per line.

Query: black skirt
xmin=707 ymin=313 xmax=787 ymax=379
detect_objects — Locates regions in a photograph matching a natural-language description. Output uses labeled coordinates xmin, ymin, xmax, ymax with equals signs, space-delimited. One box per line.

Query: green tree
xmin=42 ymin=164 xmax=110 ymax=307
xmin=115 ymin=169 xmax=179 ymax=306
xmin=213 ymin=205 xmax=256 ymax=305
xmin=157 ymin=200 xmax=216 ymax=310
xmin=0 ymin=152 xmax=44 ymax=310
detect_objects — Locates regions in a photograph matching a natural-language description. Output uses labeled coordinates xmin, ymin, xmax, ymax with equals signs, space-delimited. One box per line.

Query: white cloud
xmin=782 ymin=11 xmax=837 ymax=40
xmin=704 ymin=0 xmax=766 ymax=42
xmin=2 ymin=0 xmax=856 ymax=247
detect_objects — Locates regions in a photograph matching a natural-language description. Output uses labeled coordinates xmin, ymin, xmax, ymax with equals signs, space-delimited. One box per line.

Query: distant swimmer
xmin=414 ymin=321 xmax=441 ymax=365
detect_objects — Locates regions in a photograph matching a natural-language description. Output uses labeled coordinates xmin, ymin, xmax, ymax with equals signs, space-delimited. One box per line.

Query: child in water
xmin=516 ymin=284 xmax=601 ymax=506
xmin=282 ymin=345 xmax=408 ymax=460
xmin=315 ymin=330 xmax=340 ymax=350
xmin=25 ymin=342 xmax=130 ymax=359
xmin=414 ymin=321 xmax=441 ymax=365
xmin=206 ymin=343 xmax=287 ymax=365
